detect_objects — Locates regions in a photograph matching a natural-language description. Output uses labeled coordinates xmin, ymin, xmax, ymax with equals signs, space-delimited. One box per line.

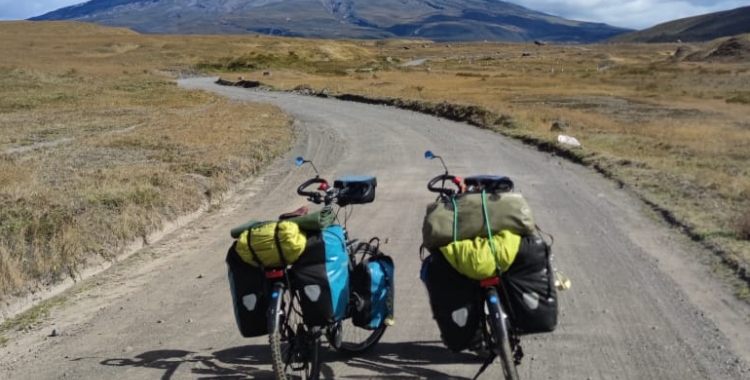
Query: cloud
xmin=509 ymin=0 xmax=749 ymax=29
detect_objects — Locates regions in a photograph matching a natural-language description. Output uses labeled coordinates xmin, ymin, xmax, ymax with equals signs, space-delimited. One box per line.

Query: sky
xmin=0 ymin=0 xmax=747 ymax=30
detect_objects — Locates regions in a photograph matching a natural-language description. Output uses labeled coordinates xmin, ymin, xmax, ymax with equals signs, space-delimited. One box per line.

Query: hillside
xmin=29 ymin=0 xmax=631 ymax=43
xmin=609 ymin=5 xmax=750 ymax=43
xmin=668 ymin=34 xmax=750 ymax=64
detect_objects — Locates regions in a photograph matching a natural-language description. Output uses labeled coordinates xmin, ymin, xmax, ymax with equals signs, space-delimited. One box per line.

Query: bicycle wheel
xmin=330 ymin=318 xmax=387 ymax=355
xmin=486 ymin=291 xmax=520 ymax=380
xmin=269 ymin=284 xmax=321 ymax=380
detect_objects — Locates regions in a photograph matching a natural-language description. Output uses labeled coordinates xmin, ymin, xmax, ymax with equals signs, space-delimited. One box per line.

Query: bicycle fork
xmin=266 ymin=271 xmax=318 ymax=375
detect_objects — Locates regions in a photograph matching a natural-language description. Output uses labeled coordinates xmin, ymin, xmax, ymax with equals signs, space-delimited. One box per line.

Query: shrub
xmin=735 ymin=214 xmax=750 ymax=240
xmin=726 ymin=92 xmax=750 ymax=105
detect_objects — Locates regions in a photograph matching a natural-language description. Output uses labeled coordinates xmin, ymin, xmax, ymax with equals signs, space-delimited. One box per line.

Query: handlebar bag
xmin=501 ymin=235 xmax=558 ymax=334
xmin=463 ymin=175 xmax=514 ymax=193
xmin=350 ymin=246 xmax=395 ymax=330
xmin=438 ymin=230 xmax=521 ymax=280
xmin=226 ymin=242 xmax=270 ymax=337
xmin=334 ymin=176 xmax=377 ymax=206
xmin=422 ymin=192 xmax=535 ymax=249
xmin=235 ymin=221 xmax=307 ymax=267
xmin=420 ymin=250 xmax=481 ymax=352
xmin=290 ymin=225 xmax=350 ymax=326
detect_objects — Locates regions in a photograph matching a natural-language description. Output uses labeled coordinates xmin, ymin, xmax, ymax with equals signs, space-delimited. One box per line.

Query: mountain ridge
xmin=29 ymin=0 xmax=631 ymax=42
xmin=608 ymin=5 xmax=750 ymax=43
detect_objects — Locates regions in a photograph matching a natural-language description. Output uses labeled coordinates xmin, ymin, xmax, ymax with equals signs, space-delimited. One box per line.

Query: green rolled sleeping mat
xmin=230 ymin=205 xmax=335 ymax=239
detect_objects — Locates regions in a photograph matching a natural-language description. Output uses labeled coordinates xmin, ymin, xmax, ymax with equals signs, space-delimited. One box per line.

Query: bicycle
xmin=421 ymin=150 xmax=523 ymax=380
xmin=264 ymin=156 xmax=389 ymax=380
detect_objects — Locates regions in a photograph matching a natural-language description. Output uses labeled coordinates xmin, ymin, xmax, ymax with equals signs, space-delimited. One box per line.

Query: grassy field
xmin=0 ymin=22 xmax=296 ymax=302
xmin=1 ymin=21 xmax=749 ymax=311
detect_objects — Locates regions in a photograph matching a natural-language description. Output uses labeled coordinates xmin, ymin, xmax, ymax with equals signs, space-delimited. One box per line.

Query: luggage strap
xmin=455 ymin=190 xmax=500 ymax=270
xmin=273 ymin=222 xmax=287 ymax=267
xmin=245 ymin=221 xmax=288 ymax=268
xmin=451 ymin=196 xmax=459 ymax=243
xmin=472 ymin=350 xmax=497 ymax=380
xmin=480 ymin=190 xmax=499 ymax=271
xmin=481 ymin=190 xmax=520 ymax=326
xmin=245 ymin=227 xmax=264 ymax=270
xmin=535 ymin=224 xmax=555 ymax=249
xmin=476 ymin=191 xmax=503 ymax=380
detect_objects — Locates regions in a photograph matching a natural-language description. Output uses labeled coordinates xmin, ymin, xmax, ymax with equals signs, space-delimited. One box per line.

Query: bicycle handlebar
xmin=297 ymin=177 xmax=330 ymax=204
xmin=295 ymin=156 xmax=378 ymax=210
xmin=427 ymin=174 xmax=461 ymax=199
xmin=427 ymin=173 xmax=515 ymax=200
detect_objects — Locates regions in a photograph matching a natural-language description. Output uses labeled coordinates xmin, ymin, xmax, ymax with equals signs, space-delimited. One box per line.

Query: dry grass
xmin=1 ymin=21 xmax=749 ymax=301
xmin=0 ymin=22 xmax=296 ymax=298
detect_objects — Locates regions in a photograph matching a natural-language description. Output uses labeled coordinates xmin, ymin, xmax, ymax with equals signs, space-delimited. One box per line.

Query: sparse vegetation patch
xmin=726 ymin=91 xmax=750 ymax=105
xmin=0 ymin=24 xmax=294 ymax=301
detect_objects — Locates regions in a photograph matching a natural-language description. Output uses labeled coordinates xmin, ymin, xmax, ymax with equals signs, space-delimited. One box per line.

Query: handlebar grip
xmin=427 ymin=174 xmax=459 ymax=197
xmin=297 ymin=177 xmax=327 ymax=202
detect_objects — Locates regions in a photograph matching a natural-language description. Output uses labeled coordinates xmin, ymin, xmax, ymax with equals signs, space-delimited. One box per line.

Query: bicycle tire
xmin=486 ymin=291 xmax=520 ymax=380
xmin=268 ymin=284 xmax=321 ymax=380
xmin=334 ymin=319 xmax=387 ymax=355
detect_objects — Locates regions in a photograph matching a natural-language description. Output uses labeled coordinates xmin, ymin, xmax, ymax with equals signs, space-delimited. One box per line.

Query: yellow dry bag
xmin=236 ymin=221 xmax=307 ymax=267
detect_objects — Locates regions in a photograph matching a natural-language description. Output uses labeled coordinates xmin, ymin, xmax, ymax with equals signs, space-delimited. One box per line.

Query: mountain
xmin=608 ymin=5 xmax=750 ymax=43
xmin=29 ymin=0 xmax=631 ymax=43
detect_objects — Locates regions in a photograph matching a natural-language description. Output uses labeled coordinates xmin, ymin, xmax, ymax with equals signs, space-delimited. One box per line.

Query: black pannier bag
xmin=501 ymin=234 xmax=558 ymax=334
xmin=421 ymin=250 xmax=481 ymax=352
xmin=290 ymin=225 xmax=350 ymax=326
xmin=333 ymin=176 xmax=377 ymax=206
xmin=226 ymin=242 xmax=269 ymax=337
xmin=350 ymin=242 xmax=395 ymax=330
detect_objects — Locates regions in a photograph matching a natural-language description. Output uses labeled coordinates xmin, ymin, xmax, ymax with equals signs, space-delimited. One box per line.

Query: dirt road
xmin=2 ymin=77 xmax=749 ymax=379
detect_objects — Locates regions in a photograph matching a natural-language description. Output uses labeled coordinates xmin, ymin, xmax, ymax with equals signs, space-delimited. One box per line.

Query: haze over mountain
xmin=609 ymin=5 xmax=750 ymax=43
xmin=29 ymin=0 xmax=631 ymax=43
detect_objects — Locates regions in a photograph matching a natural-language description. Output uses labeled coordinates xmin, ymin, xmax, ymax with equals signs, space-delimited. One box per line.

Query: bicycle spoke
xmin=270 ymin=287 xmax=320 ymax=380
xmin=337 ymin=317 xmax=386 ymax=353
